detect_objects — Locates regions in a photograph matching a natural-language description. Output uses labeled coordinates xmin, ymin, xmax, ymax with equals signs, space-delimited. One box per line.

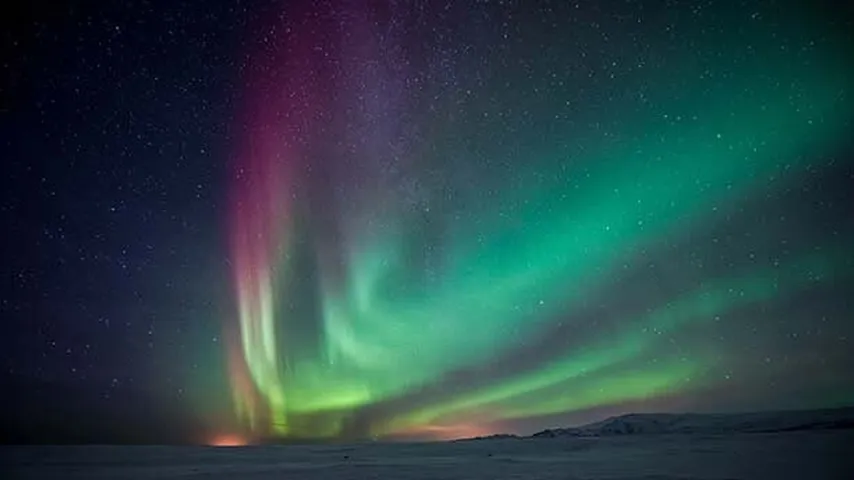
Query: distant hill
xmin=530 ymin=407 xmax=854 ymax=438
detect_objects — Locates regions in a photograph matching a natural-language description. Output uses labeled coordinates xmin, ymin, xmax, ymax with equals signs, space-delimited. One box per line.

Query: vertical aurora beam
xmin=228 ymin=111 xmax=293 ymax=432
xmin=226 ymin=1 xmax=337 ymax=435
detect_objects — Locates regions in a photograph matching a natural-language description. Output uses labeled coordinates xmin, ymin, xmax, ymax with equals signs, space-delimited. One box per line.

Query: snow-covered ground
xmin=2 ymin=430 xmax=851 ymax=479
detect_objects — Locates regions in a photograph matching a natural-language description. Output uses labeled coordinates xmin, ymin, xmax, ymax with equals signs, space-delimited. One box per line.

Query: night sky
xmin=2 ymin=0 xmax=854 ymax=445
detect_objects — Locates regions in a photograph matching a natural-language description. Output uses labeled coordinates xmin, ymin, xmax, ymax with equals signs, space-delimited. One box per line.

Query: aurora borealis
xmin=225 ymin=1 xmax=854 ymax=441
xmin=4 ymin=0 xmax=854 ymax=446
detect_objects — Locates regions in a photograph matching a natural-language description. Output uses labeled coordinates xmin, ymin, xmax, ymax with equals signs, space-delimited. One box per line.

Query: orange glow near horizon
xmin=395 ymin=422 xmax=500 ymax=441
xmin=207 ymin=433 xmax=250 ymax=447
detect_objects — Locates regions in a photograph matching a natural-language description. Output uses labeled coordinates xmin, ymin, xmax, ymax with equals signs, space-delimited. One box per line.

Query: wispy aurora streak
xmin=226 ymin=2 xmax=854 ymax=440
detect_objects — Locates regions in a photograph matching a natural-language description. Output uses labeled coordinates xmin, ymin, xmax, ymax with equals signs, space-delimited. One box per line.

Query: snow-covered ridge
xmin=530 ymin=407 xmax=854 ymax=438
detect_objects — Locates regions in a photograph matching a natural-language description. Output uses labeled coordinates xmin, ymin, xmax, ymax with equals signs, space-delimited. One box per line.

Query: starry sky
xmin=2 ymin=0 xmax=854 ymax=444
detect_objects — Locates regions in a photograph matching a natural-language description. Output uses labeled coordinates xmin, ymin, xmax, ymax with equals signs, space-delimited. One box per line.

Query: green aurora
xmin=225 ymin=1 xmax=854 ymax=440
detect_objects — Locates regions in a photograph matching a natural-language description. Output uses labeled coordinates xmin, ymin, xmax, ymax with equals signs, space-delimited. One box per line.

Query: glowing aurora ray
xmin=381 ymin=246 xmax=853 ymax=433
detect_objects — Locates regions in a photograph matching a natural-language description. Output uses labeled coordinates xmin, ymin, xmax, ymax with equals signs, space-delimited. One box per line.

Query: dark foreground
xmin=2 ymin=430 xmax=852 ymax=479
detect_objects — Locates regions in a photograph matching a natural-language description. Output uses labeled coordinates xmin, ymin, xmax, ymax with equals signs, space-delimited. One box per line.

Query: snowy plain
xmin=3 ymin=430 xmax=852 ymax=480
